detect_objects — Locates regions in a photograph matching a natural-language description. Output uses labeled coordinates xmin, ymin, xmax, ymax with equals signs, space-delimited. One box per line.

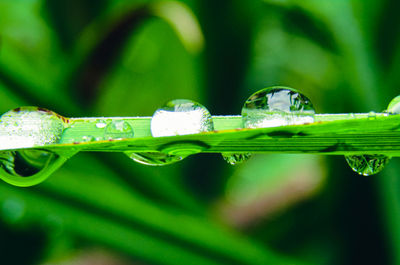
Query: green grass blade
xmin=42 ymin=113 xmax=400 ymax=156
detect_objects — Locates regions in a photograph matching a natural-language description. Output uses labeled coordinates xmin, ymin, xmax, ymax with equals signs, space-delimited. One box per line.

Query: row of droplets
xmin=0 ymin=86 xmax=399 ymax=186
xmin=129 ymin=86 xmax=317 ymax=167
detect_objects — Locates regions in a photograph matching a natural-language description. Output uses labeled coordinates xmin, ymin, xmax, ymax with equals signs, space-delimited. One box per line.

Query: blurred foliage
xmin=0 ymin=0 xmax=400 ymax=264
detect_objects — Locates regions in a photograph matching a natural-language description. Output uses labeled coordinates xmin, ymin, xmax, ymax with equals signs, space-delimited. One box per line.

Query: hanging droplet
xmin=222 ymin=153 xmax=252 ymax=165
xmin=0 ymin=107 xmax=66 ymax=150
xmin=0 ymin=107 xmax=69 ymax=186
xmin=241 ymin=86 xmax=315 ymax=128
xmin=125 ymin=152 xmax=183 ymax=166
xmin=104 ymin=120 xmax=134 ymax=140
xmin=127 ymin=99 xmax=214 ymax=166
xmin=345 ymin=155 xmax=390 ymax=176
xmin=344 ymin=95 xmax=400 ymax=176
xmin=0 ymin=149 xmax=70 ymax=186
xmin=0 ymin=150 xmax=58 ymax=177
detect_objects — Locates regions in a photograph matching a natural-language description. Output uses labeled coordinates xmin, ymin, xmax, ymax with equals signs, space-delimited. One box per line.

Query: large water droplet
xmin=0 ymin=107 xmax=70 ymax=186
xmin=0 ymin=149 xmax=70 ymax=186
xmin=241 ymin=86 xmax=315 ymax=128
xmin=151 ymin=99 xmax=214 ymax=137
xmin=345 ymin=155 xmax=390 ymax=176
xmin=0 ymin=107 xmax=66 ymax=150
xmin=128 ymin=99 xmax=214 ymax=166
xmin=222 ymin=153 xmax=251 ymax=165
xmin=223 ymin=86 xmax=314 ymax=165
xmin=104 ymin=120 xmax=134 ymax=140
xmin=387 ymin=95 xmax=400 ymax=114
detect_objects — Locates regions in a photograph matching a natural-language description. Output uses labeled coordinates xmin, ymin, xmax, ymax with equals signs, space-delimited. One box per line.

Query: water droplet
xmin=81 ymin=135 xmax=96 ymax=142
xmin=151 ymin=99 xmax=214 ymax=137
xmin=96 ymin=120 xmax=107 ymax=129
xmin=104 ymin=120 xmax=134 ymax=140
xmin=222 ymin=153 xmax=252 ymax=165
xmin=345 ymin=155 xmax=390 ymax=176
xmin=242 ymin=86 xmax=315 ymax=128
xmin=387 ymin=95 xmax=400 ymax=114
xmin=222 ymin=86 xmax=314 ymax=165
xmin=0 ymin=149 xmax=70 ymax=186
xmin=343 ymin=96 xmax=399 ymax=176
xmin=368 ymin=111 xmax=376 ymax=120
xmin=0 ymin=107 xmax=66 ymax=149
xmin=128 ymin=99 xmax=214 ymax=166
xmin=125 ymin=152 xmax=183 ymax=166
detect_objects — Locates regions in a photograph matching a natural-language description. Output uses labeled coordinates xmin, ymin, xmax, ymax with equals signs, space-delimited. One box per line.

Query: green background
xmin=0 ymin=0 xmax=399 ymax=264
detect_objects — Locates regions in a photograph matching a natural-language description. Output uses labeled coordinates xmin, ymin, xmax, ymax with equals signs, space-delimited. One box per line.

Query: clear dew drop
xmin=223 ymin=86 xmax=314 ymax=165
xmin=104 ymin=120 xmax=134 ymax=140
xmin=345 ymin=155 xmax=390 ymax=176
xmin=150 ymin=99 xmax=214 ymax=137
xmin=0 ymin=107 xmax=69 ymax=186
xmin=221 ymin=153 xmax=252 ymax=165
xmin=241 ymin=86 xmax=315 ymax=129
xmin=0 ymin=107 xmax=66 ymax=149
xmin=128 ymin=99 xmax=214 ymax=166
xmin=387 ymin=95 xmax=400 ymax=114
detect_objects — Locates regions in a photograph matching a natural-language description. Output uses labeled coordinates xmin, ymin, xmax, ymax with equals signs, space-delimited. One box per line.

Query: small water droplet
xmin=242 ymin=86 xmax=315 ymax=128
xmin=0 ymin=107 xmax=65 ymax=149
xmin=104 ymin=120 xmax=134 ymax=140
xmin=345 ymin=155 xmax=390 ymax=176
xmin=125 ymin=152 xmax=183 ymax=166
xmin=368 ymin=111 xmax=376 ymax=120
xmin=81 ymin=135 xmax=96 ymax=142
xmin=222 ymin=153 xmax=252 ymax=165
xmin=96 ymin=120 xmax=107 ymax=129
xmin=387 ymin=95 xmax=400 ymax=114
